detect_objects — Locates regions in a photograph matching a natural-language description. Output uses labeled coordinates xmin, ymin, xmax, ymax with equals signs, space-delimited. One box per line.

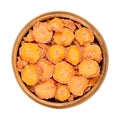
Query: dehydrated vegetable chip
xmin=19 ymin=43 xmax=41 ymax=63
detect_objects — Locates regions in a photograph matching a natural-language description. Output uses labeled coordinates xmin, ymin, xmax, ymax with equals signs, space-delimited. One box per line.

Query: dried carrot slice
xmin=68 ymin=76 xmax=88 ymax=96
xmin=48 ymin=45 xmax=65 ymax=64
xmin=62 ymin=19 xmax=76 ymax=32
xmin=65 ymin=45 xmax=82 ymax=65
xmin=88 ymin=73 xmax=100 ymax=86
xmin=78 ymin=59 xmax=100 ymax=78
xmin=21 ymin=65 xmax=39 ymax=85
xmin=84 ymin=86 xmax=91 ymax=94
xmin=26 ymin=85 xmax=35 ymax=93
xmin=23 ymin=29 xmax=34 ymax=42
xmin=17 ymin=56 xmax=27 ymax=72
xmin=32 ymin=22 xmax=53 ymax=43
xmin=55 ymin=85 xmax=70 ymax=101
xmin=38 ymin=43 xmax=49 ymax=58
xmin=48 ymin=18 xmax=64 ymax=32
xmin=19 ymin=43 xmax=41 ymax=63
xmin=82 ymin=44 xmax=102 ymax=62
xmin=75 ymin=27 xmax=94 ymax=45
xmin=53 ymin=61 xmax=75 ymax=84
xmin=68 ymin=94 xmax=75 ymax=102
xmin=53 ymin=27 xmax=74 ymax=46
xmin=35 ymin=79 xmax=56 ymax=99
xmin=36 ymin=58 xmax=54 ymax=81
xmin=74 ymin=22 xmax=82 ymax=29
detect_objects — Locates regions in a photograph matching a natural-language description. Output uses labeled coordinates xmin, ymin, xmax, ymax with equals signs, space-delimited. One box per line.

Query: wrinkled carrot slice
xmin=74 ymin=22 xmax=82 ymax=29
xmin=65 ymin=45 xmax=82 ymax=65
xmin=53 ymin=27 xmax=74 ymax=46
xmin=35 ymin=79 xmax=56 ymax=99
xmin=38 ymin=43 xmax=49 ymax=58
xmin=19 ymin=43 xmax=41 ymax=63
xmin=17 ymin=56 xmax=27 ymax=72
xmin=21 ymin=65 xmax=39 ymax=85
xmin=32 ymin=22 xmax=53 ymax=43
xmin=55 ymin=85 xmax=70 ymax=101
xmin=84 ymin=86 xmax=91 ymax=94
xmin=88 ymin=73 xmax=100 ymax=86
xmin=53 ymin=61 xmax=75 ymax=84
xmin=78 ymin=59 xmax=100 ymax=78
xmin=48 ymin=45 xmax=65 ymax=64
xmin=26 ymin=85 xmax=35 ymax=93
xmin=83 ymin=44 xmax=102 ymax=62
xmin=68 ymin=76 xmax=88 ymax=96
xmin=23 ymin=29 xmax=34 ymax=42
xmin=36 ymin=58 xmax=54 ymax=81
xmin=68 ymin=94 xmax=75 ymax=102
xmin=48 ymin=18 xmax=64 ymax=32
xmin=75 ymin=27 xmax=94 ymax=45
xmin=62 ymin=19 xmax=76 ymax=32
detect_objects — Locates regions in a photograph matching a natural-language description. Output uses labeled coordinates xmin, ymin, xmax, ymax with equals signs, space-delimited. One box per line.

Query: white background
xmin=0 ymin=0 xmax=120 ymax=119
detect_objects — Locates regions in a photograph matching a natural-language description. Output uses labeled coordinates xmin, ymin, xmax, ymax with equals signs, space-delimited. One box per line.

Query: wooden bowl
xmin=12 ymin=11 xmax=108 ymax=108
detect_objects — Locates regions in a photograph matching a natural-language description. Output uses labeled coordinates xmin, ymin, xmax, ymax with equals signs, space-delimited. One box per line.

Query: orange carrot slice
xmin=55 ymin=85 xmax=70 ymax=101
xmin=48 ymin=45 xmax=65 ymax=64
xmin=78 ymin=59 xmax=100 ymax=78
xmin=62 ymin=19 xmax=76 ymax=32
xmin=48 ymin=18 xmax=64 ymax=32
xmin=82 ymin=44 xmax=102 ymax=62
xmin=53 ymin=27 xmax=74 ymax=46
xmin=75 ymin=27 xmax=94 ymax=45
xmin=38 ymin=43 xmax=49 ymax=58
xmin=17 ymin=56 xmax=27 ymax=72
xmin=68 ymin=76 xmax=88 ymax=96
xmin=74 ymin=22 xmax=82 ymax=29
xmin=23 ymin=29 xmax=34 ymax=42
xmin=68 ymin=94 xmax=75 ymax=102
xmin=36 ymin=58 xmax=54 ymax=81
xmin=35 ymin=79 xmax=56 ymax=99
xmin=21 ymin=65 xmax=39 ymax=85
xmin=26 ymin=85 xmax=35 ymax=93
xmin=32 ymin=22 xmax=53 ymax=43
xmin=65 ymin=45 xmax=82 ymax=65
xmin=19 ymin=43 xmax=41 ymax=63
xmin=53 ymin=61 xmax=75 ymax=84
xmin=88 ymin=73 xmax=100 ymax=86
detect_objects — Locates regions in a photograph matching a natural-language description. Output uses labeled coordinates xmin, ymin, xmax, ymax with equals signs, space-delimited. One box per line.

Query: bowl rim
xmin=12 ymin=11 xmax=109 ymax=108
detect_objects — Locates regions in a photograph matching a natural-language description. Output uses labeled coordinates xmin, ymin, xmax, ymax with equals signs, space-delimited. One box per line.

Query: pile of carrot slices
xmin=17 ymin=18 xmax=102 ymax=102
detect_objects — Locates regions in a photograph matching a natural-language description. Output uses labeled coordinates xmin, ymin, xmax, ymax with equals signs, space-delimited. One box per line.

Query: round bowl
xmin=12 ymin=11 xmax=108 ymax=108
